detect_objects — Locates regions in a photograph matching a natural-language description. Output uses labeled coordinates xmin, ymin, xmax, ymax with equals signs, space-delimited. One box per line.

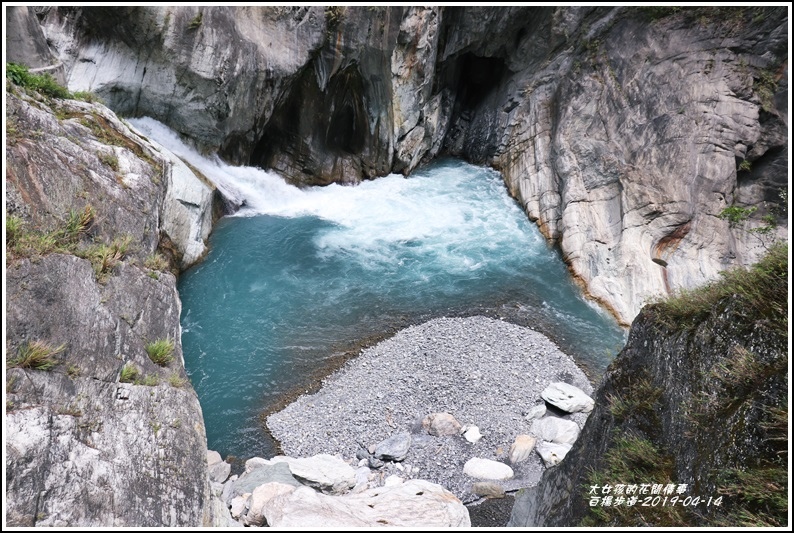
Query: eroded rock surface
xmin=5 ymin=86 xmax=221 ymax=526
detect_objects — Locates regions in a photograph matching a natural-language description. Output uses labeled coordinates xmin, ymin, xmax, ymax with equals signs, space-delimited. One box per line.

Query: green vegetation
xmin=141 ymin=374 xmax=160 ymax=386
xmin=66 ymin=364 xmax=81 ymax=378
xmin=583 ymin=434 xmax=684 ymax=526
xmin=718 ymin=205 xmax=757 ymax=225
xmin=144 ymin=252 xmax=169 ymax=272
xmin=87 ymin=235 xmax=134 ymax=282
xmin=8 ymin=340 xmax=65 ymax=371
xmin=6 ymin=62 xmax=71 ymax=99
xmin=325 ymin=6 xmax=344 ymax=29
xmin=72 ymin=90 xmax=102 ymax=104
xmin=119 ymin=362 xmax=140 ymax=383
xmin=168 ymin=373 xmax=188 ymax=388
xmin=187 ymin=12 xmax=203 ymax=30
xmin=738 ymin=159 xmax=752 ymax=172
xmin=98 ymin=152 xmax=119 ymax=172
xmin=754 ymin=69 xmax=778 ymax=113
xmin=650 ymin=242 xmax=787 ymax=332
xmin=146 ymin=339 xmax=175 ymax=366
xmin=607 ymin=376 xmax=661 ymax=421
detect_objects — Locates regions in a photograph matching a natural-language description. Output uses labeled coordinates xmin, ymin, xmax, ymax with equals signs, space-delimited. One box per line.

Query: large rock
xmin=5 ymin=92 xmax=210 ymax=527
xmin=422 ymin=412 xmax=463 ymax=436
xmin=245 ymin=482 xmax=298 ymax=526
xmin=207 ymin=450 xmax=231 ymax=483
xmin=541 ymin=383 xmax=594 ymax=413
xmin=262 ymin=480 xmax=470 ymax=527
xmin=535 ymin=442 xmax=572 ymax=467
xmin=530 ymin=417 xmax=581 ymax=445
xmin=509 ymin=435 xmax=538 ymax=464
xmin=471 ymin=482 xmax=506 ymax=499
xmin=232 ymin=462 xmax=301 ymax=497
xmin=374 ymin=432 xmax=412 ymax=462
xmin=463 ymin=458 xmax=514 ymax=481
xmin=271 ymin=454 xmax=357 ymax=494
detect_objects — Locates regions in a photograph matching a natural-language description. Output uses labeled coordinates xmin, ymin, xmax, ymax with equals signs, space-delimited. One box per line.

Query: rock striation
xmin=28 ymin=6 xmax=788 ymax=324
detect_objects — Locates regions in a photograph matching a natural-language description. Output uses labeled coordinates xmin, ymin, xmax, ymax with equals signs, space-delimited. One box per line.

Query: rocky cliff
xmin=34 ymin=5 xmax=789 ymax=325
xmin=508 ymin=243 xmax=788 ymax=527
xmin=5 ymin=71 xmax=223 ymax=525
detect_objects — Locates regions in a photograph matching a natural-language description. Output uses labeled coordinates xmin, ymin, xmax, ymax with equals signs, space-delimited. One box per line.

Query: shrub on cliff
xmin=651 ymin=241 xmax=787 ymax=333
xmin=6 ymin=62 xmax=71 ymax=99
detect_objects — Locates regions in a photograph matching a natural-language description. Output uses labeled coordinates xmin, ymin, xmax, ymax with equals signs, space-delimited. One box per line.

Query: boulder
xmin=472 ymin=482 xmax=506 ymax=499
xmin=207 ymin=450 xmax=231 ymax=483
xmin=232 ymin=462 xmax=300 ymax=497
xmin=535 ymin=442 xmax=572 ymax=467
xmin=463 ymin=458 xmax=514 ymax=480
xmin=229 ymin=495 xmax=249 ymax=520
xmin=422 ymin=412 xmax=462 ymax=436
xmin=541 ymin=383 xmax=594 ymax=413
xmin=245 ymin=457 xmax=274 ymax=473
xmin=261 ymin=480 xmax=470 ymax=527
xmin=509 ymin=435 xmax=537 ymax=464
xmin=245 ymin=482 xmax=298 ymax=526
xmin=271 ymin=454 xmax=356 ymax=494
xmin=530 ymin=417 xmax=580 ymax=445
xmin=374 ymin=431 xmax=412 ymax=462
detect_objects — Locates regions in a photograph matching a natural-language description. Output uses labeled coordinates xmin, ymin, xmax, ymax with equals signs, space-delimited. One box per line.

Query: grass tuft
xmin=146 ymin=339 xmax=175 ymax=366
xmin=9 ymin=340 xmax=65 ymax=371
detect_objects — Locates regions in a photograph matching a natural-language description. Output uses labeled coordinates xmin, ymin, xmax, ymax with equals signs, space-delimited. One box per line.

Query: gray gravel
xmin=266 ymin=316 xmax=593 ymax=503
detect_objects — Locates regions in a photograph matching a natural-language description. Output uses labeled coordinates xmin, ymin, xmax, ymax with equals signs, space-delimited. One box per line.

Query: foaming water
xmin=131 ymin=118 xmax=626 ymax=460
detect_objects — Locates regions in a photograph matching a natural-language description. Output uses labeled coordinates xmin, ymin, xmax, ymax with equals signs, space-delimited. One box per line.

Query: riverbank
xmin=267 ymin=316 xmax=594 ymax=506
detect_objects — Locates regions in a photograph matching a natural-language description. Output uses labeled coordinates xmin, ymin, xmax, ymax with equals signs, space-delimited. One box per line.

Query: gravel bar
xmin=267 ymin=316 xmax=593 ymax=503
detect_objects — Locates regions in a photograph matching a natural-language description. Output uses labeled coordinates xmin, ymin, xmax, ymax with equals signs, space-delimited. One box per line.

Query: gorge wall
xmin=34 ymin=5 xmax=789 ymax=325
xmin=5 ymin=6 xmax=789 ymax=528
xmin=508 ymin=243 xmax=787 ymax=526
xmin=5 ymin=29 xmax=229 ymax=522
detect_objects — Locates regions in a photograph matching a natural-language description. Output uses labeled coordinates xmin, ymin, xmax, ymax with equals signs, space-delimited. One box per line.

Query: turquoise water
xmin=131 ymin=118 xmax=626 ymax=461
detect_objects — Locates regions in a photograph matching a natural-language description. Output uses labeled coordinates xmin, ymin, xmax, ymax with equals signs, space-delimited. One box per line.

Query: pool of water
xmin=131 ymin=118 xmax=626 ymax=461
